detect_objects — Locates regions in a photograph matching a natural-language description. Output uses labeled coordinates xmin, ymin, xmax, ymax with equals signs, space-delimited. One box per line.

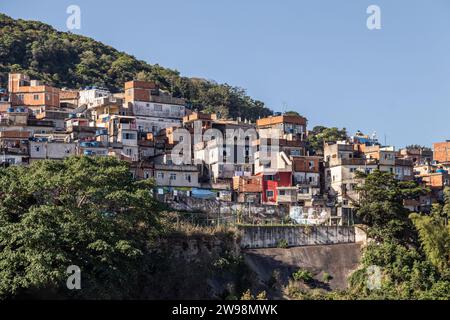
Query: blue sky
xmin=2 ymin=0 xmax=450 ymax=148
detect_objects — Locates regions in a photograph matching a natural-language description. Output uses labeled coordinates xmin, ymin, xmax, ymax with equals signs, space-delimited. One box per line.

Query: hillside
xmin=0 ymin=13 xmax=272 ymax=120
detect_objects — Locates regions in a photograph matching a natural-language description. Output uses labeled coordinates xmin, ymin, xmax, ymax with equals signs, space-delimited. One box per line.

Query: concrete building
xmin=78 ymin=87 xmax=111 ymax=107
xmin=232 ymin=175 xmax=263 ymax=203
xmin=433 ymin=141 xmax=450 ymax=164
xmin=292 ymin=156 xmax=322 ymax=205
xmin=324 ymin=141 xmax=378 ymax=224
xmin=8 ymin=73 xmax=60 ymax=114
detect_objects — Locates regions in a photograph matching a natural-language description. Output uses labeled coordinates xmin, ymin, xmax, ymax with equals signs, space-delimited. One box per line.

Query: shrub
xmin=322 ymin=272 xmax=333 ymax=283
xmin=292 ymin=269 xmax=314 ymax=283
xmin=277 ymin=239 xmax=289 ymax=248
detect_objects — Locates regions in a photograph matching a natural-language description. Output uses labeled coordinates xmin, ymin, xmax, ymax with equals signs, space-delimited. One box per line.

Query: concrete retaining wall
xmin=238 ymin=225 xmax=356 ymax=248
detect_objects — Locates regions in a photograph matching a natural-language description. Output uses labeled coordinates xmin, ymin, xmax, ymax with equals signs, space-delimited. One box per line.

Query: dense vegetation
xmin=286 ymin=170 xmax=450 ymax=300
xmin=306 ymin=125 xmax=348 ymax=155
xmin=0 ymin=13 xmax=272 ymax=121
xmin=0 ymin=156 xmax=165 ymax=299
xmin=0 ymin=156 xmax=254 ymax=299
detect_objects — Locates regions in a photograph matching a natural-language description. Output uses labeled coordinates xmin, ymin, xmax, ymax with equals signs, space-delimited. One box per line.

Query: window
xmin=35 ymin=146 xmax=40 ymax=152
xmin=264 ymin=175 xmax=275 ymax=181
xmin=266 ymin=190 xmax=274 ymax=198
xmin=144 ymin=171 xmax=151 ymax=179
xmin=278 ymin=190 xmax=286 ymax=196
xmin=157 ymin=172 xmax=164 ymax=179
xmin=154 ymin=104 xmax=163 ymax=111
xmin=33 ymin=94 xmax=40 ymax=100
xmin=170 ymin=173 xmax=177 ymax=180
xmin=185 ymin=174 xmax=191 ymax=182
xmin=123 ymin=133 xmax=136 ymax=140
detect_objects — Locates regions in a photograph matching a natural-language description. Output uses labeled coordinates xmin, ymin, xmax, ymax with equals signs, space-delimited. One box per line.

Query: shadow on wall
xmin=243 ymin=243 xmax=362 ymax=298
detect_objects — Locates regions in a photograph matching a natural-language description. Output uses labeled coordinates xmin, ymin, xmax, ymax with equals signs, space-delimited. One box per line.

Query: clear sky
xmin=2 ymin=0 xmax=450 ymax=148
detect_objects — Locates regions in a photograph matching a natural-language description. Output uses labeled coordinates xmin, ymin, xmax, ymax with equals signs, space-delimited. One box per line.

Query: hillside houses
xmin=0 ymin=72 xmax=448 ymax=226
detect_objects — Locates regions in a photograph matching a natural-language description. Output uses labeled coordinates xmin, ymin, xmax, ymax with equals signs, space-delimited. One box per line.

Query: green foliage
xmin=240 ymin=289 xmax=254 ymax=300
xmin=0 ymin=156 xmax=163 ymax=299
xmin=354 ymin=170 xmax=427 ymax=242
xmin=322 ymin=272 xmax=332 ymax=283
xmin=240 ymin=289 xmax=267 ymax=300
xmin=325 ymin=170 xmax=450 ymax=300
xmin=307 ymin=126 xmax=348 ymax=154
xmin=292 ymin=269 xmax=314 ymax=283
xmin=276 ymin=239 xmax=289 ymax=248
xmin=410 ymin=213 xmax=450 ymax=275
xmin=0 ymin=14 xmax=272 ymax=121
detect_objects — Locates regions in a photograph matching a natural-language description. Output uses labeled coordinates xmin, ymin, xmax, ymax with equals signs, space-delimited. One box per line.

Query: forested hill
xmin=0 ymin=13 xmax=272 ymax=120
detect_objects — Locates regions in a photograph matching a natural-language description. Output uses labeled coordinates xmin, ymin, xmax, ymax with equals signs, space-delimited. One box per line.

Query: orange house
xmin=433 ymin=141 xmax=450 ymax=164
xmin=8 ymin=73 xmax=60 ymax=113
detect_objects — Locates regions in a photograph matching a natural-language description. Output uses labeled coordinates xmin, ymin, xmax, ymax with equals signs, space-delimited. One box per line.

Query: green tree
xmin=0 ymin=156 xmax=163 ymax=299
xmin=410 ymin=213 xmax=450 ymax=275
xmin=354 ymin=170 xmax=427 ymax=242
xmin=0 ymin=13 xmax=272 ymax=121
xmin=306 ymin=126 xmax=347 ymax=155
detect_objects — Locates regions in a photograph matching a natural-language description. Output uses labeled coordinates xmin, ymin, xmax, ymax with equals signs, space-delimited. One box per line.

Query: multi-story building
xmin=8 ymin=73 xmax=60 ymax=114
xmin=256 ymin=114 xmax=307 ymax=157
xmin=29 ymin=133 xmax=76 ymax=162
xmin=324 ymin=141 xmax=378 ymax=224
xmin=78 ymin=87 xmax=111 ymax=107
xmin=398 ymin=146 xmax=432 ymax=165
xmin=232 ymin=175 xmax=263 ymax=203
xmin=292 ymin=156 xmax=322 ymax=205
xmin=124 ymin=80 xmax=185 ymax=135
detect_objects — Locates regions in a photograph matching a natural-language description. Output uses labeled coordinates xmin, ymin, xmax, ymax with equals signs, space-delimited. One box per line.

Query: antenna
xmin=282 ymin=101 xmax=288 ymax=114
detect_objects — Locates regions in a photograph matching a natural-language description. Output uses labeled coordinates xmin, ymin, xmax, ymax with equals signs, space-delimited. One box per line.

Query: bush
xmin=322 ymin=272 xmax=333 ymax=283
xmin=292 ymin=269 xmax=314 ymax=283
xmin=277 ymin=239 xmax=289 ymax=248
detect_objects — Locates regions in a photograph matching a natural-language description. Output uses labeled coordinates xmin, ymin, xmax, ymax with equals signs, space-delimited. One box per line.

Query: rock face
xmin=147 ymin=231 xmax=362 ymax=299
xmin=243 ymin=243 xmax=362 ymax=294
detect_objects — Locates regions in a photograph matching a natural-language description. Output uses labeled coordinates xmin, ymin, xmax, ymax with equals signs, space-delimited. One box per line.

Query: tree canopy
xmin=306 ymin=126 xmax=348 ymax=155
xmin=0 ymin=156 xmax=163 ymax=299
xmin=354 ymin=170 xmax=427 ymax=242
xmin=0 ymin=14 xmax=272 ymax=121
xmin=342 ymin=172 xmax=450 ymax=300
